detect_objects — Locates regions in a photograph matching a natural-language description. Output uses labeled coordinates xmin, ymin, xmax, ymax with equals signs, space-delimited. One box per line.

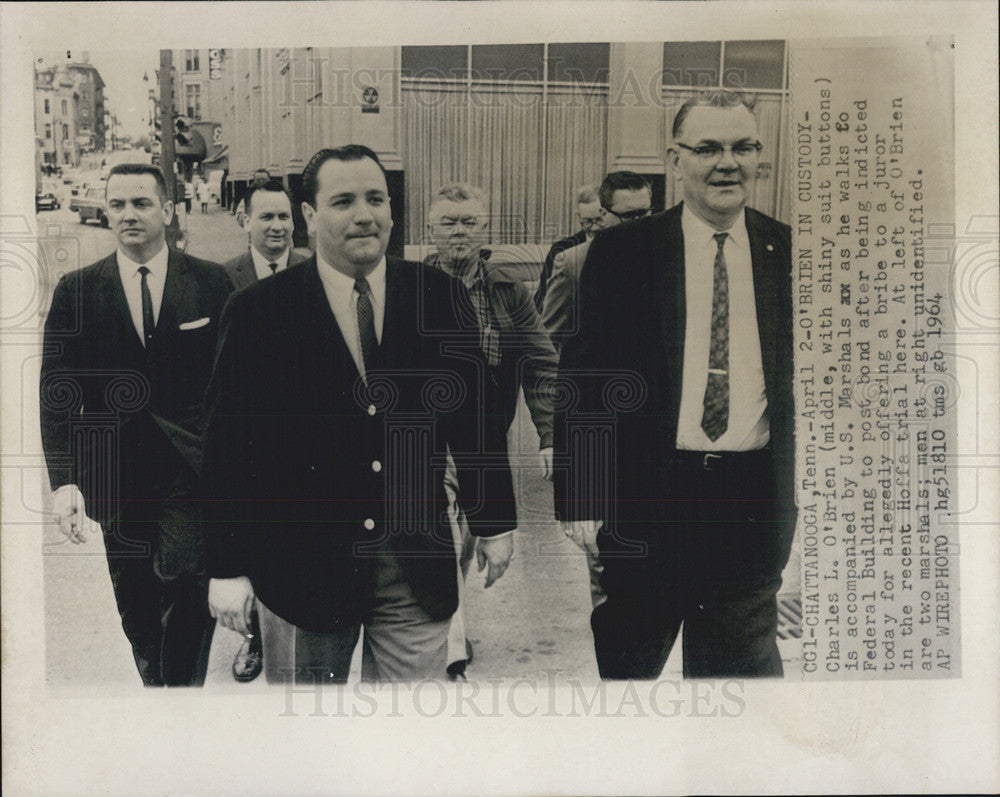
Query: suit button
xmin=367 ymin=404 xmax=377 ymax=416
xmin=371 ymin=460 xmax=382 ymax=473
xmin=364 ymin=518 xmax=375 ymax=530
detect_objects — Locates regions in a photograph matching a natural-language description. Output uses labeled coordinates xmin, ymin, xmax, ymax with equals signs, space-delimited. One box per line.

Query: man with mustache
xmin=555 ymin=91 xmax=796 ymax=679
xmin=202 ymin=146 xmax=517 ymax=683
xmin=40 ymin=163 xmax=233 ymax=686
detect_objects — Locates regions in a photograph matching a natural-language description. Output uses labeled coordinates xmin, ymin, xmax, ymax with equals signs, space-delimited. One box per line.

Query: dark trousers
xmin=592 ymin=449 xmax=792 ymax=680
xmin=101 ymin=451 xmax=214 ymax=686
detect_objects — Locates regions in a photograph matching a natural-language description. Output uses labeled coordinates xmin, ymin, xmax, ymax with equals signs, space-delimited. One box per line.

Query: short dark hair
xmin=598 ymin=171 xmax=651 ymax=212
xmin=245 ymin=179 xmax=293 ymax=216
xmin=106 ymin=163 xmax=168 ymax=203
xmin=671 ymin=90 xmax=757 ymax=141
xmin=301 ymin=144 xmax=387 ymax=207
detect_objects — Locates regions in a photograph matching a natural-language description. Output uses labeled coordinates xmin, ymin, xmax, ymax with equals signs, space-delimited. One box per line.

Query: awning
xmin=176 ymin=129 xmax=207 ymax=160
xmin=202 ymin=144 xmax=228 ymax=164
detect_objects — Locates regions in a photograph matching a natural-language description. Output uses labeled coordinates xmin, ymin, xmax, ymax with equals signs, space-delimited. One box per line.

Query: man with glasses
xmin=541 ymin=171 xmax=652 ymax=352
xmin=424 ymin=182 xmax=558 ymax=679
xmin=533 ymin=185 xmax=604 ymax=312
xmin=555 ymin=91 xmax=796 ymax=679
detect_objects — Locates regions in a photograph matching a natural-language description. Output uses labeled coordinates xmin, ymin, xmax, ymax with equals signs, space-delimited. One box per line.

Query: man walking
xmin=202 ymin=146 xmax=518 ymax=683
xmin=541 ymin=171 xmax=653 ymax=352
xmin=533 ymin=184 xmax=604 ymax=312
xmin=555 ymin=92 xmax=796 ymax=679
xmin=40 ymin=163 xmax=233 ymax=686
xmin=221 ymin=178 xmax=307 ymax=682
xmin=424 ymin=183 xmax=558 ymax=677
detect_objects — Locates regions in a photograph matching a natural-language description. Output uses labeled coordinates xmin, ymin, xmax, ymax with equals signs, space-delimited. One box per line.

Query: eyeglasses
xmin=608 ymin=208 xmax=652 ymax=222
xmin=675 ymin=141 xmax=763 ymax=162
xmin=579 ymin=216 xmax=604 ymax=230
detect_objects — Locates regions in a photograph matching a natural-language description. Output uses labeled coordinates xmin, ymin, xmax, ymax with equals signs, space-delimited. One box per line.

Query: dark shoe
xmin=232 ymin=608 xmax=263 ymax=682
xmin=447 ymin=660 xmax=467 ymax=681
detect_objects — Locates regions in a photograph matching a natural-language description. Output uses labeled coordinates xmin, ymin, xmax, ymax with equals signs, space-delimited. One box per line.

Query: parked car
xmin=36 ymin=192 xmax=61 ymax=212
xmin=70 ymin=187 xmax=108 ymax=226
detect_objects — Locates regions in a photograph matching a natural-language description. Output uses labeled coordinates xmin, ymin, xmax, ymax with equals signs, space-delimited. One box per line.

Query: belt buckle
xmin=702 ymin=452 xmax=722 ymax=471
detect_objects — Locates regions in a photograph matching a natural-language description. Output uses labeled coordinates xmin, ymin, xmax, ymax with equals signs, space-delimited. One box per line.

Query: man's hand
xmin=539 ymin=447 xmax=554 ymax=481
xmin=52 ymin=484 xmax=93 ymax=544
xmin=476 ymin=533 xmax=514 ymax=588
xmin=561 ymin=519 xmax=602 ymax=559
xmin=208 ymin=576 xmax=255 ymax=636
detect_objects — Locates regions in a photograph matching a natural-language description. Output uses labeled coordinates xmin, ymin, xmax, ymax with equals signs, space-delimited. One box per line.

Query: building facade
xmin=34 ymin=64 xmax=80 ymax=167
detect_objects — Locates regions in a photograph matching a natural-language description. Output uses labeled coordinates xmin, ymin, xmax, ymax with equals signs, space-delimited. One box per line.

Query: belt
xmin=670 ymin=447 xmax=771 ymax=473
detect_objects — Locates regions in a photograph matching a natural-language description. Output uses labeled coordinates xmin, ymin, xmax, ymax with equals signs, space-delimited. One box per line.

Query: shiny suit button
xmin=367 ymin=404 xmax=377 ymax=416
xmin=371 ymin=460 xmax=382 ymax=473
xmin=363 ymin=518 xmax=375 ymax=530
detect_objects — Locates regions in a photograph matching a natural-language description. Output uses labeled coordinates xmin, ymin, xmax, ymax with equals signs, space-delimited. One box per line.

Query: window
xmin=723 ymin=40 xmax=786 ymax=90
xmin=62 ymin=124 xmax=69 ymax=140
xmin=45 ymin=124 xmax=51 ymax=139
xmin=61 ymin=99 xmax=68 ymax=115
xmin=401 ymin=45 xmax=467 ymax=79
xmin=662 ymin=42 xmax=722 ymax=87
xmin=547 ymin=43 xmax=610 ymax=83
xmin=185 ymin=49 xmax=200 ymax=72
xmin=185 ymin=84 xmax=202 ymax=119
xmin=44 ymin=98 xmax=50 ymax=114
xmin=471 ymin=44 xmax=544 ymax=81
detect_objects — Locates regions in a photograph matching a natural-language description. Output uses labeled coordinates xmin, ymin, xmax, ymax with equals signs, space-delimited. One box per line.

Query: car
xmin=36 ymin=192 xmax=61 ymax=212
xmin=70 ymin=187 xmax=108 ymax=226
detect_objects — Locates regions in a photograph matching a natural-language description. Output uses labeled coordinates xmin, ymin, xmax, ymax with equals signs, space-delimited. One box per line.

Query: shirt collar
xmin=117 ymin=244 xmax=169 ymax=279
xmin=316 ymin=253 xmax=387 ymax=312
xmin=681 ymin=204 xmax=749 ymax=251
xmin=250 ymin=245 xmax=290 ymax=273
xmin=432 ymin=248 xmax=491 ymax=291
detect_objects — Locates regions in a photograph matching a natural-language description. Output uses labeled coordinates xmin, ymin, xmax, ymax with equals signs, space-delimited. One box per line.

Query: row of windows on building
xmin=42 ymin=98 xmax=71 ymax=116
xmin=400 ymin=41 xmax=787 ymax=90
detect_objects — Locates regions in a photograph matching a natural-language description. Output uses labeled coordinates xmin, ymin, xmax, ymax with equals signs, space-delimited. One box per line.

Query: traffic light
xmin=175 ymin=115 xmax=193 ymax=147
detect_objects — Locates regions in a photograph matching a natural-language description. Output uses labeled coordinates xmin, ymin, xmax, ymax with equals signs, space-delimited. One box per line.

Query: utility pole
xmin=158 ymin=49 xmax=182 ymax=245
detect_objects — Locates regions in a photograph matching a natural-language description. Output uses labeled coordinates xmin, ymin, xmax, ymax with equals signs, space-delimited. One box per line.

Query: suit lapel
xmin=653 ymin=205 xmax=687 ymax=423
xmin=300 ymin=258 xmax=365 ymax=386
xmin=100 ymin=253 xmax=147 ymax=359
xmin=746 ymin=208 xmax=781 ymax=405
xmin=156 ymin=249 xmax=191 ymax=346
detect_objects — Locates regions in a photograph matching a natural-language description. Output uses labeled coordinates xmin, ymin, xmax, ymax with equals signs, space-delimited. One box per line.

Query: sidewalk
xmin=176 ymin=204 xmax=252 ymax=264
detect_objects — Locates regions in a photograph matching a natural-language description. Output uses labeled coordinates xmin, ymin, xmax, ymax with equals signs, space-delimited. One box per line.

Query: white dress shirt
xmin=117 ymin=245 xmax=169 ymax=346
xmin=250 ymin=246 xmax=291 ymax=282
xmin=675 ymin=206 xmax=769 ymax=451
xmin=315 ymin=254 xmax=386 ymax=377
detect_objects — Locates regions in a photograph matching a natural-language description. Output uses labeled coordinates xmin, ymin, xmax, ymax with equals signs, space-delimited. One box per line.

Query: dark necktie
xmin=268 ymin=262 xmax=279 ymax=275
xmin=138 ymin=266 xmax=155 ymax=347
xmin=354 ymin=276 xmax=377 ymax=377
xmin=701 ymin=232 xmax=729 ymax=442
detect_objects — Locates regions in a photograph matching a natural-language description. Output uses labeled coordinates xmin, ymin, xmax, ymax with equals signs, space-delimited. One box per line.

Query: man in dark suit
xmin=555 ymin=91 xmax=796 ymax=679
xmin=222 ymin=180 xmax=307 ymax=291
xmin=533 ymin=185 xmax=604 ymax=313
xmin=40 ymin=163 xmax=233 ymax=686
xmin=202 ymin=145 xmax=518 ymax=683
xmin=221 ymin=179 xmax=307 ymax=682
xmin=541 ymin=171 xmax=653 ymax=353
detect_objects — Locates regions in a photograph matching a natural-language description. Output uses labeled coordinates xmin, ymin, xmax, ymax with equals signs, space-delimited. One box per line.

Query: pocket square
xmin=178 ymin=317 xmax=210 ymax=330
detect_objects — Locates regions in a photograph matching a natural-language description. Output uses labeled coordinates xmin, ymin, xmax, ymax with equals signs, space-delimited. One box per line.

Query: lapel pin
xmin=766 ymin=244 xmax=774 ymax=251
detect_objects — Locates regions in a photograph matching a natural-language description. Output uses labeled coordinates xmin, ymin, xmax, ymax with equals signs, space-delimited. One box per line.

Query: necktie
xmin=138 ymin=266 xmax=155 ymax=347
xmin=354 ymin=276 xmax=377 ymax=377
xmin=267 ymin=262 xmax=279 ymax=275
xmin=701 ymin=232 xmax=729 ymax=442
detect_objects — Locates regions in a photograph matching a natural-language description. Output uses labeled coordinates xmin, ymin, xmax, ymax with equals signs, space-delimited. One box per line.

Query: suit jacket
xmin=554 ymin=203 xmax=796 ymax=575
xmin=40 ymin=248 xmax=234 ymax=523
xmin=540 ymin=238 xmax=591 ymax=353
xmin=200 ymin=256 xmax=518 ymax=632
xmin=533 ymin=229 xmax=588 ymax=312
xmin=424 ymin=250 xmax=558 ymax=448
xmin=222 ymin=248 xmax=308 ymax=291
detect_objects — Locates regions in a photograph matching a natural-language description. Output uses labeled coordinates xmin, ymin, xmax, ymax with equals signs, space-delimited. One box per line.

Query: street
xmin=36 ymin=202 xmax=799 ymax=689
